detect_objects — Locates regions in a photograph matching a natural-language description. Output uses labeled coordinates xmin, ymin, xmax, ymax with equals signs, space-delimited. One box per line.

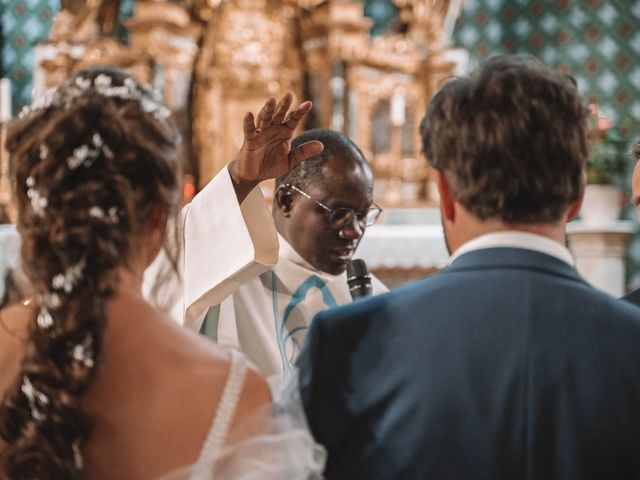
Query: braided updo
xmin=0 ymin=67 xmax=180 ymax=478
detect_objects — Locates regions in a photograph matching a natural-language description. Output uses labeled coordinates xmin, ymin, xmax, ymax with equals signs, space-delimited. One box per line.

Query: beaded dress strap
xmin=193 ymin=349 xmax=247 ymax=474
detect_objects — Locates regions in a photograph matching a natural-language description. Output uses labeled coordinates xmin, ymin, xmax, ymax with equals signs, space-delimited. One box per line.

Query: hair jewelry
xmin=67 ymin=133 xmax=114 ymax=170
xmin=20 ymin=73 xmax=170 ymax=121
xmin=21 ymin=376 xmax=49 ymax=423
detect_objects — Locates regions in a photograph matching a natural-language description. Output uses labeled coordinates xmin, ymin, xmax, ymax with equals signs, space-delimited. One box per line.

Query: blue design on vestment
xmin=272 ymin=271 xmax=337 ymax=376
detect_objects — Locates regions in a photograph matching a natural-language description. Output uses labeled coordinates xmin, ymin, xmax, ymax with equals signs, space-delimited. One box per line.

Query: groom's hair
xmin=275 ymin=129 xmax=369 ymax=190
xmin=421 ymin=54 xmax=589 ymax=223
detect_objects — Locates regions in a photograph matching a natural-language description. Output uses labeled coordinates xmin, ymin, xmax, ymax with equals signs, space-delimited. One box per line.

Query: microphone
xmin=347 ymin=259 xmax=372 ymax=300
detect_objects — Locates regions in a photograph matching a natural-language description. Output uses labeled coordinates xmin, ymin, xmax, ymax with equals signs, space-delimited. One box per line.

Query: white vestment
xmin=198 ymin=235 xmax=388 ymax=378
xmin=144 ymin=166 xmax=387 ymax=378
xmin=143 ymin=167 xmax=280 ymax=327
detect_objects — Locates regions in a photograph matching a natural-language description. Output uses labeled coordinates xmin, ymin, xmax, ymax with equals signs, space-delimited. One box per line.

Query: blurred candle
xmin=0 ymin=79 xmax=11 ymax=122
xmin=390 ymin=92 xmax=405 ymax=127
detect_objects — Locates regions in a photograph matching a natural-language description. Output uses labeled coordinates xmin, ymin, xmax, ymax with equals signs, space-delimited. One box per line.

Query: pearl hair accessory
xmin=25 ymin=176 xmax=47 ymax=217
xmin=21 ymin=376 xmax=49 ymax=423
xmin=38 ymin=292 xmax=61 ymax=309
xmin=37 ymin=307 xmax=54 ymax=329
xmin=51 ymin=259 xmax=86 ymax=294
xmin=20 ymin=73 xmax=170 ymax=121
xmin=71 ymin=336 xmax=95 ymax=369
xmin=39 ymin=144 xmax=48 ymax=160
xmin=29 ymin=133 xmax=115 ymax=216
xmin=88 ymin=205 xmax=120 ymax=223
xmin=72 ymin=441 xmax=83 ymax=469
xmin=66 ymin=133 xmax=114 ymax=170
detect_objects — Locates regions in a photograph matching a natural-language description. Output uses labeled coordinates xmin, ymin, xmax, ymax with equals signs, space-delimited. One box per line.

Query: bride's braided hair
xmin=0 ymin=67 xmax=180 ymax=478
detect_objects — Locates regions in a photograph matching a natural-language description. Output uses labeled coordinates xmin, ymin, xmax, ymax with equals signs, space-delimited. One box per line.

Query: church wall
xmin=452 ymin=0 xmax=640 ymax=126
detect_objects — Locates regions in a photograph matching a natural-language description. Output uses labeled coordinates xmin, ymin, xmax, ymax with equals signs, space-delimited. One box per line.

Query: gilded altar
xmin=23 ymin=0 xmax=462 ymax=207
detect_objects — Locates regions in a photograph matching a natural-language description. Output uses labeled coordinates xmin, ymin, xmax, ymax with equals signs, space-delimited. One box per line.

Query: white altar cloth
xmin=355 ymin=223 xmax=450 ymax=270
xmin=0 ymin=224 xmax=21 ymax=300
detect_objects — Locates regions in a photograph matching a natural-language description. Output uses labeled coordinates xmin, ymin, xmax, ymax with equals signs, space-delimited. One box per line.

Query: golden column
xmin=0 ymin=78 xmax=12 ymax=221
xmin=192 ymin=0 xmax=321 ymax=189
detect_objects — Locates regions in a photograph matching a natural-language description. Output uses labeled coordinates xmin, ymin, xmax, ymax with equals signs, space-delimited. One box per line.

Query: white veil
xmin=157 ymin=370 xmax=326 ymax=480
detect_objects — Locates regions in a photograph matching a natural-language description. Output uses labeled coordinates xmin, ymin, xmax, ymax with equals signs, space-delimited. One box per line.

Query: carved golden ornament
xmin=52 ymin=1 xmax=121 ymax=41
xmin=192 ymin=0 xmax=304 ymax=186
xmin=35 ymin=0 xmax=460 ymax=206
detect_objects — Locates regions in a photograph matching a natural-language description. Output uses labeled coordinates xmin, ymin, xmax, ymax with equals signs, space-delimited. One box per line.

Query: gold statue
xmin=192 ymin=0 xmax=310 ymax=187
xmin=51 ymin=0 xmax=121 ymax=42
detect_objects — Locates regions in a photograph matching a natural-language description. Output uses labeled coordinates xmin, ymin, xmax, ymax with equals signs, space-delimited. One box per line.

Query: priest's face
xmin=282 ymin=156 xmax=374 ymax=275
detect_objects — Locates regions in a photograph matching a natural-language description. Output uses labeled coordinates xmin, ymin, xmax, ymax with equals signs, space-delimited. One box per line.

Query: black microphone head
xmin=347 ymin=259 xmax=368 ymax=279
xmin=347 ymin=259 xmax=372 ymax=299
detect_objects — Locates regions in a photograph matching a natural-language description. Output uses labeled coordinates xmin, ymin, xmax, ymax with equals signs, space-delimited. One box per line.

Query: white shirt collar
xmin=277 ymin=233 xmax=345 ymax=280
xmin=278 ymin=233 xmax=313 ymax=269
xmin=449 ymin=231 xmax=574 ymax=266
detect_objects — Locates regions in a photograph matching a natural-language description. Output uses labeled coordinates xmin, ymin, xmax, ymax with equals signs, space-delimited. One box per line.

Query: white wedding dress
xmin=158 ymin=351 xmax=326 ymax=480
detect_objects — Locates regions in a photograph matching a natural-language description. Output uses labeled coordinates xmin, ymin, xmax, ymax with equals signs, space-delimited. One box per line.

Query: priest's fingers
xmin=283 ymin=100 xmax=312 ymax=130
xmin=288 ymin=140 xmax=324 ymax=170
xmin=256 ymin=97 xmax=276 ymax=131
xmin=243 ymin=111 xmax=257 ymax=140
xmin=272 ymin=93 xmax=293 ymax=125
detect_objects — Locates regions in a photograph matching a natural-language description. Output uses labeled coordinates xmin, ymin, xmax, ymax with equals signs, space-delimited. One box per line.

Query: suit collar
xmin=450 ymin=231 xmax=574 ymax=266
xmin=446 ymin=247 xmax=587 ymax=285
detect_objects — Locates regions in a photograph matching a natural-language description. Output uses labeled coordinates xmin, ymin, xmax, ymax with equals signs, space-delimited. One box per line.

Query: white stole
xmin=210 ymin=236 xmax=388 ymax=378
xmin=143 ymin=167 xmax=279 ymax=328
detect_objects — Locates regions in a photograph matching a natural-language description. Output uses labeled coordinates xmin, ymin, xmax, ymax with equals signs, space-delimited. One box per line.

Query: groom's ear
xmin=435 ymin=169 xmax=455 ymax=222
xmin=275 ymin=187 xmax=294 ymax=217
xmin=566 ymin=196 xmax=583 ymax=222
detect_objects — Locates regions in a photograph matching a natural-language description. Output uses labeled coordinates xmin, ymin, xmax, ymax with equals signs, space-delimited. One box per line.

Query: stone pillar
xmin=567 ymin=221 xmax=636 ymax=298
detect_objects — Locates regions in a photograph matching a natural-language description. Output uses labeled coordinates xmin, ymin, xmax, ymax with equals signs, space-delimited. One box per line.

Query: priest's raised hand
xmin=227 ymin=93 xmax=323 ymax=201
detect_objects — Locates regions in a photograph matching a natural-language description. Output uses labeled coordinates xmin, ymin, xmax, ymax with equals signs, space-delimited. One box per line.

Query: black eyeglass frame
xmin=282 ymin=184 xmax=383 ymax=229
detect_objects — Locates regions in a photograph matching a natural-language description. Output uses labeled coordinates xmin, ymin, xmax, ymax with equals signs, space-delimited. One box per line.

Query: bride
xmin=0 ymin=67 xmax=324 ymax=479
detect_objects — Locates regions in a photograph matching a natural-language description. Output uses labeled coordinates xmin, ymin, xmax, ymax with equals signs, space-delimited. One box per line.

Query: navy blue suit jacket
xmin=623 ymin=288 xmax=640 ymax=306
xmin=297 ymin=247 xmax=640 ymax=480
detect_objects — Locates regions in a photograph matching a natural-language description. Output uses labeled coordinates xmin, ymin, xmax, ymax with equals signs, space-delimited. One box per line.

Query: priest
xmin=143 ymin=93 xmax=323 ymax=328
xmin=196 ymin=129 xmax=387 ymax=378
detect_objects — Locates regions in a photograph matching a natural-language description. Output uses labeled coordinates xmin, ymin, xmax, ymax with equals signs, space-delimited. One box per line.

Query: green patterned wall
xmin=363 ymin=0 xmax=399 ymax=35
xmin=360 ymin=0 xmax=640 ymax=126
xmin=1 ymin=0 xmax=56 ymax=114
xmin=358 ymin=0 xmax=640 ymax=124
xmin=0 ymin=0 xmax=134 ymax=116
xmin=452 ymin=0 xmax=640 ymax=124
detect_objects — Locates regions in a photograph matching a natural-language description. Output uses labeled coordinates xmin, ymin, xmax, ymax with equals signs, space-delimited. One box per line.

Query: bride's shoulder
xmin=0 ymin=303 xmax=33 ymax=391
xmin=127 ymin=299 xmax=270 ymax=404
xmin=225 ymin=355 xmax=271 ymax=440
xmin=0 ymin=301 xmax=32 ymax=332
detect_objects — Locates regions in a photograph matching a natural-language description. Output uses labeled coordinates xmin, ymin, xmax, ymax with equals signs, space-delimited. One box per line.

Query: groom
xmin=297 ymin=55 xmax=640 ymax=479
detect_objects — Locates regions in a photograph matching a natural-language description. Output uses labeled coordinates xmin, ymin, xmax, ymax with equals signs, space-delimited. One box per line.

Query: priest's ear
xmin=275 ymin=186 xmax=294 ymax=217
